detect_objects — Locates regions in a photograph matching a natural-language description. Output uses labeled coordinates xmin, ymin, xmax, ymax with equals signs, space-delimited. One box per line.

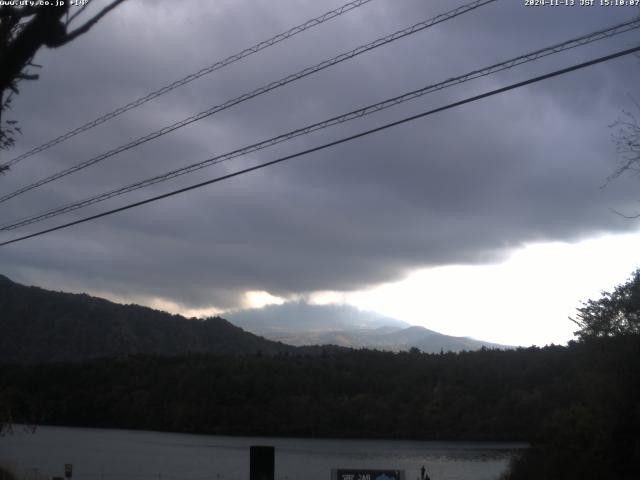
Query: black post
xmin=250 ymin=445 xmax=274 ymax=480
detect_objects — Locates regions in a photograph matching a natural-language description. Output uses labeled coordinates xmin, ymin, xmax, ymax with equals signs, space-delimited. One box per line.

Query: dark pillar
xmin=250 ymin=445 xmax=274 ymax=480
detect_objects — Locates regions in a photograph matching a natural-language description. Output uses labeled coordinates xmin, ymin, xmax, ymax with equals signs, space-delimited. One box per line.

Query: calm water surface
xmin=0 ymin=426 xmax=526 ymax=480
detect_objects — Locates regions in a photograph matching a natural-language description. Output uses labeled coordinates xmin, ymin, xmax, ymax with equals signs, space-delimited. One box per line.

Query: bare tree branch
xmin=609 ymin=206 xmax=640 ymax=219
xmin=0 ymin=6 xmax=69 ymax=91
xmin=61 ymin=0 xmax=127 ymax=45
xmin=0 ymin=1 xmax=128 ymax=155
xmin=66 ymin=3 xmax=91 ymax=26
xmin=606 ymin=103 xmax=640 ymax=184
xmin=16 ymin=72 xmax=39 ymax=81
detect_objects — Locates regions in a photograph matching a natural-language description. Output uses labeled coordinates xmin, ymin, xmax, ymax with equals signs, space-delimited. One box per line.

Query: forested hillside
xmin=0 ymin=275 xmax=297 ymax=362
xmin=1 ymin=337 xmax=637 ymax=446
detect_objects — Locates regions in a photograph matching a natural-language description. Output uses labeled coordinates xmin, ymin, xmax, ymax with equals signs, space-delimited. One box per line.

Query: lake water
xmin=0 ymin=426 xmax=526 ymax=480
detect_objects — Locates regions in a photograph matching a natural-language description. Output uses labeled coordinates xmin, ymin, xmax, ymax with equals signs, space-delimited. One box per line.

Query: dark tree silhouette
xmin=0 ymin=1 xmax=128 ymax=165
xmin=571 ymin=269 xmax=640 ymax=340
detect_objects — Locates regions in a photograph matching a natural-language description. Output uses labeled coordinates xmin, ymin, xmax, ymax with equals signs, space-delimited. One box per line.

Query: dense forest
xmin=1 ymin=271 xmax=640 ymax=479
xmin=0 ymin=343 xmax=576 ymax=439
xmin=0 ymin=336 xmax=638 ymax=478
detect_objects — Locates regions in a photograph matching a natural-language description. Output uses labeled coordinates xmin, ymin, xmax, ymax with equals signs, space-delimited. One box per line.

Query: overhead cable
xmin=3 ymin=17 xmax=639 ymax=231
xmin=0 ymin=0 xmax=377 ymax=169
xmin=2 ymin=44 xmax=639 ymax=247
xmin=0 ymin=0 xmax=498 ymax=205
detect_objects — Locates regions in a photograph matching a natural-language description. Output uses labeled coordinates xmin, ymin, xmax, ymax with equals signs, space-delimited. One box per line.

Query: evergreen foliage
xmin=571 ymin=269 xmax=640 ymax=340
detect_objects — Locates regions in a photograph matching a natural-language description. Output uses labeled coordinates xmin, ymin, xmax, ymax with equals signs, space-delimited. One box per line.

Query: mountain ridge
xmin=227 ymin=303 xmax=511 ymax=352
xmin=0 ymin=275 xmax=508 ymax=363
xmin=0 ymin=274 xmax=299 ymax=363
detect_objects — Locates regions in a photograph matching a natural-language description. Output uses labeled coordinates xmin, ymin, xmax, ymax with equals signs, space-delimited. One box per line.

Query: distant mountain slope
xmin=226 ymin=302 xmax=410 ymax=334
xmin=0 ymin=275 xmax=296 ymax=363
xmin=227 ymin=303 xmax=510 ymax=352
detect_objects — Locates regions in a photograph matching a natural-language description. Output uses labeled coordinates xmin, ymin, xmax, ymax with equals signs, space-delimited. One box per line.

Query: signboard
xmin=333 ymin=469 xmax=404 ymax=480
xmin=64 ymin=464 xmax=73 ymax=479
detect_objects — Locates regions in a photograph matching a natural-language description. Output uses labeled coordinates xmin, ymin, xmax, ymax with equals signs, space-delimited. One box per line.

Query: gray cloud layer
xmin=1 ymin=0 xmax=639 ymax=310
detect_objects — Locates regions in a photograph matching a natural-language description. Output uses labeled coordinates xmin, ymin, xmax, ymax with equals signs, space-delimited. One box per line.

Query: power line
xmin=0 ymin=0 xmax=376 ymax=169
xmin=2 ymin=44 xmax=638 ymax=248
xmin=0 ymin=0 xmax=498 ymax=205
xmin=3 ymin=17 xmax=639 ymax=232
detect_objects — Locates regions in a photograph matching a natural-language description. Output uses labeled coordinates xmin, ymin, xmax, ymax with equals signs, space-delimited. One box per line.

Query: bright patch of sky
xmin=349 ymin=232 xmax=640 ymax=346
xmin=239 ymin=231 xmax=640 ymax=347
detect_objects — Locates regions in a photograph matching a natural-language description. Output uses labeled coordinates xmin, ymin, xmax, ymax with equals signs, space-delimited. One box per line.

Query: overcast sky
xmin=1 ymin=0 xmax=639 ymax=346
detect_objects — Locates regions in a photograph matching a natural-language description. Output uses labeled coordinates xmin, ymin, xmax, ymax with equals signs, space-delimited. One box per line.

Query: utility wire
xmin=0 ymin=0 xmax=376 ymax=169
xmin=2 ymin=44 xmax=638 ymax=248
xmin=3 ymin=17 xmax=639 ymax=232
xmin=0 ymin=0 xmax=498 ymax=205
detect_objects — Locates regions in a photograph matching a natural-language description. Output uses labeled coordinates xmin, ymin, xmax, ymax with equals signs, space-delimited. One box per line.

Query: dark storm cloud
xmin=1 ymin=0 xmax=639 ymax=309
